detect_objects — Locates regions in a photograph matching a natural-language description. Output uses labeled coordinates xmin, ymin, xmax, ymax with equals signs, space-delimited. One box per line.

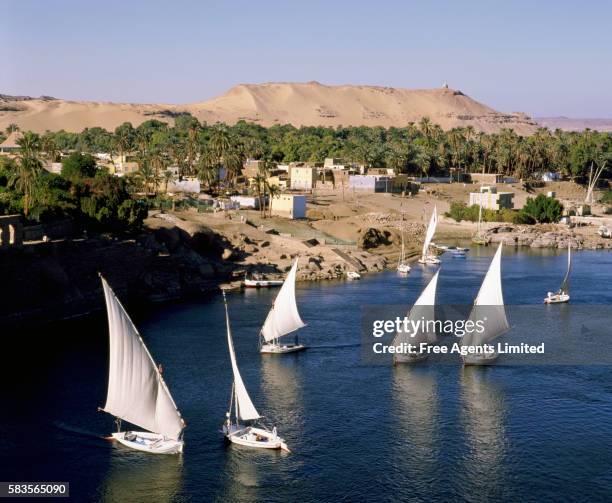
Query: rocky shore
xmin=0 ymin=212 xmax=387 ymax=329
xmin=485 ymin=224 xmax=612 ymax=249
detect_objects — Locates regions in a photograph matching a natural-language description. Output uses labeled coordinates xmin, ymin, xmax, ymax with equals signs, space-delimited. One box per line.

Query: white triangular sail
xmin=224 ymin=297 xmax=260 ymax=421
xmin=461 ymin=243 xmax=509 ymax=348
xmin=421 ymin=206 xmax=438 ymax=259
xmin=261 ymin=259 xmax=306 ymax=343
xmin=101 ymin=276 xmax=184 ymax=440
xmin=393 ymin=270 xmax=440 ymax=348
xmin=559 ymin=244 xmax=571 ymax=294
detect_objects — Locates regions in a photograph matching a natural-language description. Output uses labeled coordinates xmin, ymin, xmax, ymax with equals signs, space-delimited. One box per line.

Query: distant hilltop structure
xmin=0 ymin=82 xmax=538 ymax=134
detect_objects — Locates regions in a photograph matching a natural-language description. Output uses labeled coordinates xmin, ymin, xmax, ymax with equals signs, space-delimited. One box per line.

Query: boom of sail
xmin=100 ymin=276 xmax=184 ymax=441
xmin=461 ymin=243 xmax=509 ymax=349
xmin=224 ymin=295 xmax=261 ymax=421
xmin=393 ymin=270 xmax=440 ymax=348
xmin=260 ymin=259 xmax=306 ymax=343
xmin=421 ymin=206 xmax=438 ymax=259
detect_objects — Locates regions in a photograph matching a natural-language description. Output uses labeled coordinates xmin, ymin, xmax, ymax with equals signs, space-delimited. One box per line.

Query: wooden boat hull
xmin=111 ymin=431 xmax=183 ymax=454
xmin=224 ymin=425 xmax=289 ymax=451
xmin=244 ymin=279 xmax=284 ymax=288
xmin=260 ymin=343 xmax=307 ymax=354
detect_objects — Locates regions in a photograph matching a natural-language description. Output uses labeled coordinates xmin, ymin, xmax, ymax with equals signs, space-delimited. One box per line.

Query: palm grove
xmin=0 ymin=115 xmax=610 ymax=230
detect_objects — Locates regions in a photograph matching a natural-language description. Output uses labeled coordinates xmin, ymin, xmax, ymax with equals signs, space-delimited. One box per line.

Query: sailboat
xmin=544 ymin=243 xmax=571 ymax=304
xmin=259 ymin=259 xmax=307 ymax=354
xmin=472 ymin=195 xmax=488 ymax=245
xmin=393 ymin=270 xmax=440 ymax=363
xmin=460 ymin=243 xmax=509 ymax=365
xmin=397 ymin=230 xmax=411 ymax=274
xmin=98 ymin=275 xmax=185 ymax=454
xmin=222 ymin=292 xmax=290 ymax=451
xmin=417 ymin=205 xmax=441 ymax=265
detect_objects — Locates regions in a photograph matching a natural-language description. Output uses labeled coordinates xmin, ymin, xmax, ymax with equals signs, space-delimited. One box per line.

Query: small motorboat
xmin=347 ymin=271 xmax=362 ymax=280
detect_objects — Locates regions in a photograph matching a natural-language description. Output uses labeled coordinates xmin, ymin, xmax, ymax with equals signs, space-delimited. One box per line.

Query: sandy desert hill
xmin=0 ymin=81 xmax=538 ymax=134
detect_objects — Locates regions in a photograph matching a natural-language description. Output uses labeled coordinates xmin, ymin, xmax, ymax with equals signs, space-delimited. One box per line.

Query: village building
xmin=469 ymin=186 xmax=514 ymax=210
xmin=348 ymin=174 xmax=394 ymax=192
xmin=270 ymin=194 xmax=306 ymax=219
xmin=470 ymin=173 xmax=505 ymax=185
xmin=0 ymin=131 xmax=23 ymax=155
xmin=289 ymin=165 xmax=316 ymax=191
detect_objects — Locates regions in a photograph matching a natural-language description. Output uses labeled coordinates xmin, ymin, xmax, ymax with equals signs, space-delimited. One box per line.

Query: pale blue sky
xmin=2 ymin=0 xmax=611 ymax=117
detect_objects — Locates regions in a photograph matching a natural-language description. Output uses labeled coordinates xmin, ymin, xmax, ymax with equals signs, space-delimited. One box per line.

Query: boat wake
xmin=308 ymin=343 xmax=360 ymax=349
xmin=53 ymin=421 xmax=105 ymax=440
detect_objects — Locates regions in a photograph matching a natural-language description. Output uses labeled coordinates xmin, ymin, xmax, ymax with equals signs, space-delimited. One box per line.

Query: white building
xmin=271 ymin=194 xmax=306 ymax=219
xmin=469 ymin=186 xmax=514 ymax=210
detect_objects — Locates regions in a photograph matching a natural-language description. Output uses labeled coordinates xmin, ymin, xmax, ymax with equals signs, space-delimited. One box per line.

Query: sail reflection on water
xmin=459 ymin=368 xmax=507 ymax=499
xmin=98 ymin=450 xmax=184 ymax=503
xmin=391 ymin=367 xmax=439 ymax=480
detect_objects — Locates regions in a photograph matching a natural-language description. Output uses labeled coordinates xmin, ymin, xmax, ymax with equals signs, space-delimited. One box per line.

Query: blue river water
xmin=1 ymin=247 xmax=612 ymax=502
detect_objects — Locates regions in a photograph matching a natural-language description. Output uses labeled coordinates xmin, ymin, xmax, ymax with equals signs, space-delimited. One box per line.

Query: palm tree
xmin=12 ymin=132 xmax=43 ymax=217
xmin=267 ymin=183 xmax=280 ymax=217
xmin=162 ymin=169 xmax=176 ymax=193
xmin=6 ymin=123 xmax=20 ymax=135
xmin=253 ymin=174 xmax=266 ymax=217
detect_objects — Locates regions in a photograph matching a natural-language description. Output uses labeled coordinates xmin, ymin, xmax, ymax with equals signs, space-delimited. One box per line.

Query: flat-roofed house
xmin=289 ymin=165 xmax=316 ymax=191
xmin=470 ymin=173 xmax=505 ymax=185
xmin=469 ymin=186 xmax=514 ymax=210
xmin=271 ymin=194 xmax=306 ymax=219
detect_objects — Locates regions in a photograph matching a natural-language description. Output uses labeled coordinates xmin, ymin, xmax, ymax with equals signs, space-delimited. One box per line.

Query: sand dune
xmin=0 ymin=82 xmax=538 ymax=134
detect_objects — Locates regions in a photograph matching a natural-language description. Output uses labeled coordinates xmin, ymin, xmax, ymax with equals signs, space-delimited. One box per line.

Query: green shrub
xmin=521 ymin=194 xmax=564 ymax=223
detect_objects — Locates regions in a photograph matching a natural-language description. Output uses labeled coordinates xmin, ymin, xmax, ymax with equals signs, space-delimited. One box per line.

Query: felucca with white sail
xmin=397 ymin=230 xmax=411 ymax=274
xmin=222 ymin=292 xmax=290 ymax=451
xmin=98 ymin=275 xmax=185 ymax=454
xmin=418 ymin=206 xmax=441 ymax=265
xmin=259 ymin=259 xmax=307 ymax=354
xmin=460 ymin=243 xmax=509 ymax=365
xmin=544 ymin=243 xmax=571 ymax=304
xmin=393 ymin=270 xmax=440 ymax=363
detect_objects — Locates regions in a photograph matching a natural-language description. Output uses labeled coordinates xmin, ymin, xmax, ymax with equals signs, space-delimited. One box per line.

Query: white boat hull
xmin=224 ymin=425 xmax=289 ymax=451
xmin=544 ymin=293 xmax=570 ymax=304
xmin=394 ymin=353 xmax=428 ymax=364
xmin=418 ymin=255 xmax=441 ymax=265
xmin=462 ymin=351 xmax=499 ymax=366
xmin=346 ymin=272 xmax=361 ymax=280
xmin=397 ymin=263 xmax=411 ymax=274
xmin=111 ymin=431 xmax=183 ymax=454
xmin=244 ymin=279 xmax=284 ymax=288
xmin=260 ymin=343 xmax=306 ymax=354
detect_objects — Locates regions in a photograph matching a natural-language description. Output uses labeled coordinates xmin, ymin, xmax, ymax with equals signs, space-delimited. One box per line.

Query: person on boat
xmin=158 ymin=363 xmax=163 ymax=374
